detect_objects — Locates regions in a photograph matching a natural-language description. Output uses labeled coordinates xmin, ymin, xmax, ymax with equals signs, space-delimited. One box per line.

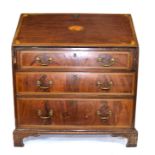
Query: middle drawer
xmin=16 ymin=72 xmax=135 ymax=95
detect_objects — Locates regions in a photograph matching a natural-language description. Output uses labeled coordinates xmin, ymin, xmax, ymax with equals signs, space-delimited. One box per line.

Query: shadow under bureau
xmin=12 ymin=13 xmax=139 ymax=147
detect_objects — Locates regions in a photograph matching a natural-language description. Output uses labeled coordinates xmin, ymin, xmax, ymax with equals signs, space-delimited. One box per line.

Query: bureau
xmin=12 ymin=13 xmax=139 ymax=147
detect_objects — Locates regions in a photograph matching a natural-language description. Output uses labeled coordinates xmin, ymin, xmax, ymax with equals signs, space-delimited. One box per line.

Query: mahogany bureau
xmin=12 ymin=13 xmax=139 ymax=147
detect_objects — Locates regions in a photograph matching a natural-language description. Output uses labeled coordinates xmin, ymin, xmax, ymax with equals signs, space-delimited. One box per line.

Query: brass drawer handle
xmin=100 ymin=116 xmax=109 ymax=120
xmin=97 ymin=57 xmax=115 ymax=67
xmin=97 ymin=110 xmax=112 ymax=120
xmin=96 ymin=81 xmax=113 ymax=90
xmin=36 ymin=80 xmax=53 ymax=90
xmin=38 ymin=109 xmax=53 ymax=119
xmin=97 ymin=110 xmax=112 ymax=116
xmin=35 ymin=56 xmax=53 ymax=66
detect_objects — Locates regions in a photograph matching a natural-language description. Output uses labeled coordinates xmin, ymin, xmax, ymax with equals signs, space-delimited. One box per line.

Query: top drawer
xmin=15 ymin=50 xmax=135 ymax=71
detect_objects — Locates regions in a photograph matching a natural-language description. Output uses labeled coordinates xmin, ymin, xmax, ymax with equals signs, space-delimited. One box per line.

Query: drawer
xmin=17 ymin=98 xmax=134 ymax=128
xmin=16 ymin=50 xmax=134 ymax=70
xmin=16 ymin=72 xmax=135 ymax=95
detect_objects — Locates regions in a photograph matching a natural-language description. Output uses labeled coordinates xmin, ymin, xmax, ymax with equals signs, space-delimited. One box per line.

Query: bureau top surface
xmin=13 ymin=13 xmax=138 ymax=47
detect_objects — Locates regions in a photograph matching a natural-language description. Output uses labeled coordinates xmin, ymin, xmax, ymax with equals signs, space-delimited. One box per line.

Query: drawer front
xmin=16 ymin=50 xmax=134 ymax=70
xmin=16 ymin=72 xmax=135 ymax=95
xmin=17 ymin=99 xmax=134 ymax=128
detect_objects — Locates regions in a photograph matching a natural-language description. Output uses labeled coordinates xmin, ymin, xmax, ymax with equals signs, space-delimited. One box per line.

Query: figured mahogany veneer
xmin=12 ymin=13 xmax=139 ymax=147
xmin=16 ymin=50 xmax=134 ymax=70
xmin=17 ymin=99 xmax=134 ymax=127
xmin=16 ymin=72 xmax=135 ymax=95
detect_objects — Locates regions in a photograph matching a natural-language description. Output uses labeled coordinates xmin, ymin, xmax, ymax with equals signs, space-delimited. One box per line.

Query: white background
xmin=0 ymin=0 xmax=154 ymax=154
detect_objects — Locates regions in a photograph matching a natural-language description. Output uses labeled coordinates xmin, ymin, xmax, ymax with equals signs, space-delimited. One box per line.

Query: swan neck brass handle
xmin=100 ymin=116 xmax=109 ymax=120
xmin=96 ymin=81 xmax=113 ymax=90
xmin=36 ymin=80 xmax=53 ymax=90
xmin=97 ymin=57 xmax=115 ymax=67
xmin=97 ymin=110 xmax=112 ymax=116
xmin=35 ymin=57 xmax=53 ymax=66
xmin=97 ymin=110 xmax=112 ymax=120
xmin=38 ymin=109 xmax=53 ymax=119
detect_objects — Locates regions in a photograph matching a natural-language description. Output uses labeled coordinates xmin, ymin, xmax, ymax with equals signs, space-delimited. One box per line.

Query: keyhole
xmin=73 ymin=53 xmax=77 ymax=58
xmin=73 ymin=74 xmax=78 ymax=79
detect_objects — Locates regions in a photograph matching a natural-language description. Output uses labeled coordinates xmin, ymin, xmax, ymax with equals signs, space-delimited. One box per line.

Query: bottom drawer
xmin=16 ymin=98 xmax=134 ymax=128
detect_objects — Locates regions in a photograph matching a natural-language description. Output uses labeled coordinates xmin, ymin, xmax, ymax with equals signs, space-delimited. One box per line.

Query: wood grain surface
xmin=17 ymin=98 xmax=134 ymax=127
xmin=13 ymin=14 xmax=138 ymax=47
